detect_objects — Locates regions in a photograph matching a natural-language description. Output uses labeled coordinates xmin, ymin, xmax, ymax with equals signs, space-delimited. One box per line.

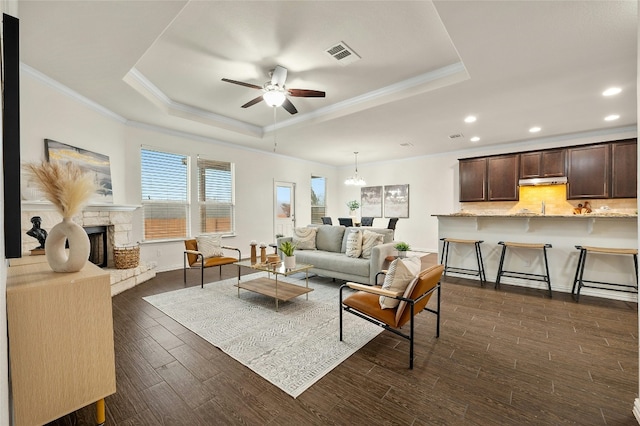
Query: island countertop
xmin=434 ymin=213 xmax=637 ymax=302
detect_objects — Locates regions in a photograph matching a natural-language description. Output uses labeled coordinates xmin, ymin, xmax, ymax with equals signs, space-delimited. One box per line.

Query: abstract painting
xmin=384 ymin=184 xmax=409 ymax=218
xmin=360 ymin=186 xmax=383 ymax=217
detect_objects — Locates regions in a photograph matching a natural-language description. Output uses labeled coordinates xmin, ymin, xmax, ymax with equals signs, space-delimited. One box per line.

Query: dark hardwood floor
xmin=50 ymin=254 xmax=638 ymax=425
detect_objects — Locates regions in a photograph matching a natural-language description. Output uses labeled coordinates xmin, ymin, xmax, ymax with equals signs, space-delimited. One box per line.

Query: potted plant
xmin=394 ymin=242 xmax=411 ymax=258
xmin=346 ymin=200 xmax=360 ymax=215
xmin=279 ymin=240 xmax=297 ymax=269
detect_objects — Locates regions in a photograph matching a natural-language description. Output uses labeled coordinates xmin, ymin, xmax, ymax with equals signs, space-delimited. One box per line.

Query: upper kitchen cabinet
xmin=488 ymin=154 xmax=519 ymax=201
xmin=459 ymin=157 xmax=486 ymax=202
xmin=520 ymin=149 xmax=565 ymax=179
xmin=567 ymin=144 xmax=610 ymax=199
xmin=611 ymin=139 xmax=637 ymax=198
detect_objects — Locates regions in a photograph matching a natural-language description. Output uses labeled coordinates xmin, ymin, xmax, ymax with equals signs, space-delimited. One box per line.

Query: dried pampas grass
xmin=25 ymin=161 xmax=97 ymax=218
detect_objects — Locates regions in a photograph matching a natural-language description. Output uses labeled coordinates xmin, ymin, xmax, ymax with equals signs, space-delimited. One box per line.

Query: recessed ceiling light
xmin=529 ymin=126 xmax=541 ymax=133
xmin=602 ymin=87 xmax=622 ymax=96
xmin=470 ymin=136 xmax=480 ymax=142
xmin=604 ymin=114 xmax=620 ymax=121
xmin=464 ymin=115 xmax=477 ymax=123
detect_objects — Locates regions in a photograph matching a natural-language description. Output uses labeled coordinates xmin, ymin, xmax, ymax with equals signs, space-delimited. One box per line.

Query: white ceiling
xmin=17 ymin=1 xmax=638 ymax=167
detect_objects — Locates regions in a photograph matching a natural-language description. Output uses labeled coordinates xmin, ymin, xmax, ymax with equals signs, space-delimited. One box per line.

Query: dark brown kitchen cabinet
xmin=459 ymin=157 xmax=486 ymax=202
xmin=488 ymin=154 xmax=519 ymax=201
xmin=611 ymin=139 xmax=637 ymax=198
xmin=567 ymin=144 xmax=610 ymax=199
xmin=520 ymin=149 xmax=565 ymax=178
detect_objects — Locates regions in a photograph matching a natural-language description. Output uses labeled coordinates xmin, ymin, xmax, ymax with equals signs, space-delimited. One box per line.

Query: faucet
xmin=541 ymin=201 xmax=545 ymax=215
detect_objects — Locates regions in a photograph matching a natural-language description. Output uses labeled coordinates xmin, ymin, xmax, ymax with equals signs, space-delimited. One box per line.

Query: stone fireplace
xmin=21 ymin=202 xmax=156 ymax=295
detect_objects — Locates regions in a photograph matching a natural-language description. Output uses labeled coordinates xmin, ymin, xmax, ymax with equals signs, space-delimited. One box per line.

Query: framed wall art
xmin=384 ymin=184 xmax=409 ymax=218
xmin=45 ymin=139 xmax=113 ymax=203
xmin=360 ymin=186 xmax=382 ymax=218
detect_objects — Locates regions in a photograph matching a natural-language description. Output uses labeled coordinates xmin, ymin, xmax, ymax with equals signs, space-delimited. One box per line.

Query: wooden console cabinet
xmin=6 ymin=258 xmax=116 ymax=426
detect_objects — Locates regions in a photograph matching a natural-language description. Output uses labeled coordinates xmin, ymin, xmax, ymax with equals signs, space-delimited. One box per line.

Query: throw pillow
xmin=379 ymin=256 xmax=421 ymax=309
xmin=196 ymin=234 xmax=224 ymax=258
xmin=345 ymin=228 xmax=363 ymax=258
xmin=292 ymin=227 xmax=317 ymax=250
xmin=361 ymin=230 xmax=384 ymax=259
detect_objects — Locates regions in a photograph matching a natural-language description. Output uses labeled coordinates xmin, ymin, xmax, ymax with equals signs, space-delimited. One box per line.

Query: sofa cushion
xmin=294 ymin=250 xmax=370 ymax=277
xmin=196 ymin=234 xmax=224 ymax=258
xmin=361 ymin=230 xmax=384 ymax=259
xmin=345 ymin=228 xmax=363 ymax=258
xmin=379 ymin=256 xmax=421 ymax=309
xmin=315 ymin=225 xmax=345 ymax=253
xmin=293 ymin=227 xmax=316 ymax=250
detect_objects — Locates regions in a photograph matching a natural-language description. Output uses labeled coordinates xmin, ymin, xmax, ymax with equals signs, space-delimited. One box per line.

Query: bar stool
xmin=439 ymin=238 xmax=486 ymax=285
xmin=495 ymin=241 xmax=553 ymax=297
xmin=572 ymin=246 xmax=638 ymax=302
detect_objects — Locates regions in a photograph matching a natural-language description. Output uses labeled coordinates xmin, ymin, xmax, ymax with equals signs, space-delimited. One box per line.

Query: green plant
xmin=279 ymin=240 xmax=297 ymax=257
xmin=275 ymin=233 xmax=284 ymax=239
xmin=346 ymin=200 xmax=360 ymax=210
xmin=394 ymin=242 xmax=410 ymax=252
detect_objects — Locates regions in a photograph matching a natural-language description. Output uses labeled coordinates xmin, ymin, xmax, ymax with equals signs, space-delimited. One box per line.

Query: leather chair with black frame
xmin=338 ymin=217 xmax=353 ymax=227
xmin=339 ymin=264 xmax=444 ymax=369
xmin=321 ymin=216 xmax=333 ymax=225
xmin=360 ymin=217 xmax=374 ymax=226
xmin=184 ymin=239 xmax=241 ymax=288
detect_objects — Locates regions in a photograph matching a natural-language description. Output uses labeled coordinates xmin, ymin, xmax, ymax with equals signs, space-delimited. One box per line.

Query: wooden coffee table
xmin=234 ymin=260 xmax=314 ymax=311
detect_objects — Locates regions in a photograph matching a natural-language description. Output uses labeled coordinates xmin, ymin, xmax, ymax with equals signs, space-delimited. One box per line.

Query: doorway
xmin=274 ymin=181 xmax=295 ymax=237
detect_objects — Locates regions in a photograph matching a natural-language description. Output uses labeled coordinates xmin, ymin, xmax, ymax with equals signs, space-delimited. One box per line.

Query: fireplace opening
xmin=84 ymin=226 xmax=108 ymax=267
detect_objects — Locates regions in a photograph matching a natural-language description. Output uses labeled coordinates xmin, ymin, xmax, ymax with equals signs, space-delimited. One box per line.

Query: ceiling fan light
xmin=263 ymin=90 xmax=286 ymax=107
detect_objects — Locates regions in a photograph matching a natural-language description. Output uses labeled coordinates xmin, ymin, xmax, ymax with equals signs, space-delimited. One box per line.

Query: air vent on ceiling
xmin=400 ymin=142 xmax=414 ymax=147
xmin=325 ymin=41 xmax=361 ymax=66
xmin=449 ymin=133 xmax=464 ymax=140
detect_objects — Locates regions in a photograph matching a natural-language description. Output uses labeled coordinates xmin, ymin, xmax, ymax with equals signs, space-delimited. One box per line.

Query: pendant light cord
xmin=273 ymin=106 xmax=278 ymax=152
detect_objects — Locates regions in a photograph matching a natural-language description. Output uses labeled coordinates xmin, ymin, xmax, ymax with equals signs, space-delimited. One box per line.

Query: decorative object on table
xmin=394 ymin=242 xmax=411 ymax=258
xmin=113 ymin=244 xmax=140 ymax=269
xmin=25 ymin=161 xmax=97 ymax=272
xmin=346 ymin=199 xmax=360 ymax=216
xmin=279 ymin=240 xmax=297 ymax=269
xmin=266 ymin=254 xmax=281 ymax=265
xmin=45 ymin=139 xmax=113 ymax=203
xmin=344 ymin=151 xmax=366 ymax=186
xmin=250 ymin=240 xmax=257 ymax=264
xmin=360 ymin=186 xmax=383 ymax=218
xmin=384 ymin=184 xmax=409 ymax=218
xmin=260 ymin=242 xmax=267 ymax=263
xmin=26 ymin=216 xmax=48 ymax=253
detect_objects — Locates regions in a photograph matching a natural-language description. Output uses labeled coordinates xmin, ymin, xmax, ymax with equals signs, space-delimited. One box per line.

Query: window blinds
xmin=141 ymin=149 xmax=188 ymax=240
xmin=197 ymin=157 xmax=234 ymax=234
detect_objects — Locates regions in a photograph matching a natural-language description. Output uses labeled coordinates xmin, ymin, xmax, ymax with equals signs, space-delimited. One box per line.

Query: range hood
xmin=518 ymin=176 xmax=568 ymax=186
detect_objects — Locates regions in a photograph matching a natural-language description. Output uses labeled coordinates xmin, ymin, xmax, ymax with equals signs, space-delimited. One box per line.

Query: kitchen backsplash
xmin=461 ymin=185 xmax=637 ymax=215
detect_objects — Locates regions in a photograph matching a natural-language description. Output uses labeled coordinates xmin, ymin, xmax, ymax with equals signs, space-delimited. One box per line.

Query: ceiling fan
xmin=222 ymin=65 xmax=325 ymax=115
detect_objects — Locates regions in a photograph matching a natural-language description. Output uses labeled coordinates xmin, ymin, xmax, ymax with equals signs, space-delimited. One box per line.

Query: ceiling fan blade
xmin=271 ymin=65 xmax=288 ymax=87
xmin=222 ymin=78 xmax=262 ymax=90
xmin=288 ymin=88 xmax=326 ymax=98
xmin=241 ymin=95 xmax=264 ymax=108
xmin=281 ymin=98 xmax=298 ymax=115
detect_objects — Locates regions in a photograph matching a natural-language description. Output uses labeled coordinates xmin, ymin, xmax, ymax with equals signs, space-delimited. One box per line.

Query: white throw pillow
xmin=196 ymin=234 xmax=224 ymax=258
xmin=361 ymin=230 xmax=384 ymax=259
xmin=379 ymin=256 xmax=421 ymax=309
xmin=345 ymin=228 xmax=362 ymax=258
xmin=292 ymin=227 xmax=317 ymax=250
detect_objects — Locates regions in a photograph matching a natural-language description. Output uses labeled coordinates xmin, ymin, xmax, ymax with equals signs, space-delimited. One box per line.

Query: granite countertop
xmin=435 ymin=212 xmax=637 ymax=218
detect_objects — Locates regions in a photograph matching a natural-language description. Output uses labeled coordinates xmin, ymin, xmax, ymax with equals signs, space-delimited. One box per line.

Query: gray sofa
xmin=277 ymin=225 xmax=396 ymax=285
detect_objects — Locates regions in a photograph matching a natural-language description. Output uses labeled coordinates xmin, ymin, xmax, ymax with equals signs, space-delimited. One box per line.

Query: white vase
xmin=284 ymin=255 xmax=296 ymax=269
xmin=45 ymin=217 xmax=90 ymax=272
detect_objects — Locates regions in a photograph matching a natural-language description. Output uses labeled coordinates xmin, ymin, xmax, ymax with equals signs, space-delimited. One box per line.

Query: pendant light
xmin=344 ymin=152 xmax=366 ymax=186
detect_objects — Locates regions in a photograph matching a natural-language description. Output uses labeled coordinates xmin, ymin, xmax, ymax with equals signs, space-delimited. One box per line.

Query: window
xmin=197 ymin=157 xmax=234 ymax=234
xmin=311 ymin=176 xmax=326 ymax=224
xmin=141 ymin=148 xmax=188 ymax=241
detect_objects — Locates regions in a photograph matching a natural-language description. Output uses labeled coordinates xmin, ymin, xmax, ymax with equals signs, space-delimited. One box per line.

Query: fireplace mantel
xmin=22 ymin=201 xmax=140 ymax=212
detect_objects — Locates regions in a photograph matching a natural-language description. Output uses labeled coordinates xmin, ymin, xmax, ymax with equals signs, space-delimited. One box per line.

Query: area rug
xmin=143 ymin=272 xmax=383 ymax=398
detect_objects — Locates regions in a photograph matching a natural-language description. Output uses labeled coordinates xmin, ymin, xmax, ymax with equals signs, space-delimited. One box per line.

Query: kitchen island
xmin=434 ymin=213 xmax=638 ymax=302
